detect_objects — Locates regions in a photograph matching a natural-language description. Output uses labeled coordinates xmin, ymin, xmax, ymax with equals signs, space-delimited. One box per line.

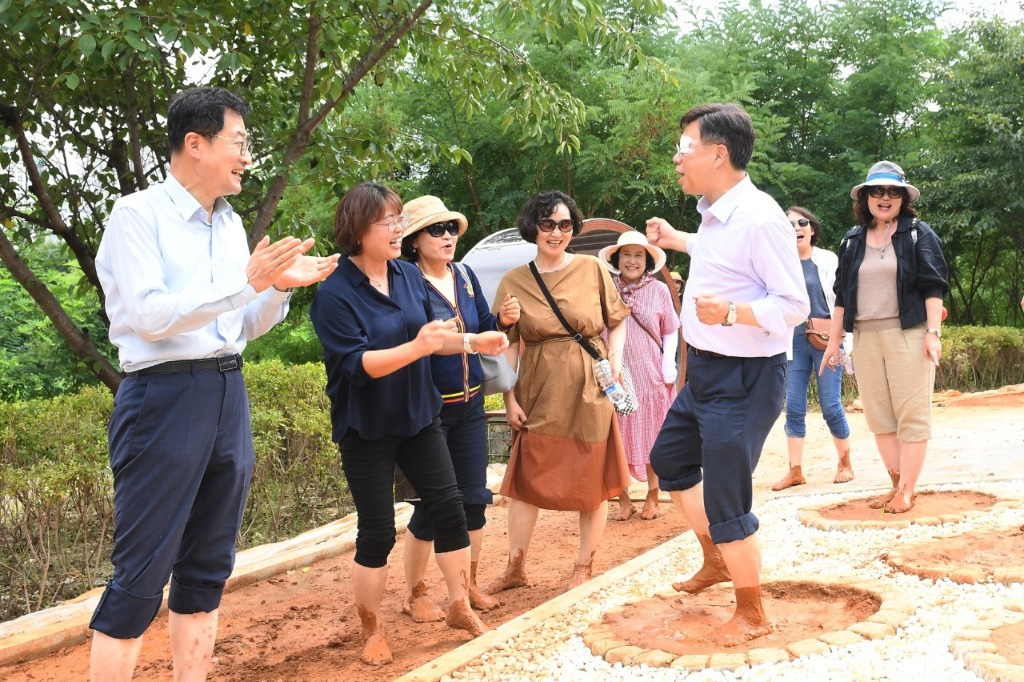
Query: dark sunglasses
xmin=789 ymin=218 xmax=810 ymax=227
xmin=537 ymin=218 xmax=574 ymax=233
xmin=424 ymin=220 xmax=460 ymax=238
xmin=867 ymin=186 xmax=905 ymax=200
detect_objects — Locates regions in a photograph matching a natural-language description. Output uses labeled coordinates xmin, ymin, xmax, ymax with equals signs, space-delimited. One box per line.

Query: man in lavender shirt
xmin=645 ymin=103 xmax=809 ymax=647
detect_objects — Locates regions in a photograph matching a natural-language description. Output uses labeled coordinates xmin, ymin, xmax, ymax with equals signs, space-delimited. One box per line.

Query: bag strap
xmin=529 ymin=261 xmax=602 ymax=361
xmin=630 ymin=311 xmax=663 ymax=353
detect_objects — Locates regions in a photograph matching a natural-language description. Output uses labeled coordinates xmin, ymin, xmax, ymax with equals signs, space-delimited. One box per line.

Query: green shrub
xmin=0 ymin=362 xmax=350 ymax=622
xmin=936 ymin=326 xmax=1024 ymax=392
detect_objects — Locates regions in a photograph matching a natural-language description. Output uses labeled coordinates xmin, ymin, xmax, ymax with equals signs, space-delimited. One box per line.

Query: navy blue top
xmin=795 ymin=258 xmax=831 ymax=334
xmin=310 ymin=256 xmax=442 ymax=442
xmin=425 ymin=263 xmax=503 ymax=403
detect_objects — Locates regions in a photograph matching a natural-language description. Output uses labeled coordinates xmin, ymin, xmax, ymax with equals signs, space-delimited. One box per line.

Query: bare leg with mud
xmin=567 ymin=500 xmax=608 ymax=589
xmin=833 ymin=435 xmax=854 ymax=483
xmin=613 ymin=490 xmax=635 ymax=521
xmin=669 ymin=484 xmax=730 ymax=593
xmin=401 ymin=531 xmax=445 ymax=622
xmin=640 ymin=465 xmax=661 ymax=520
xmin=352 ymin=562 xmax=392 ymax=666
xmin=435 ymin=547 xmax=489 ymax=637
xmin=771 ymin=437 xmax=807 ymax=491
xmin=706 ymin=535 xmax=772 ymax=647
xmin=485 ymin=498 xmax=538 ymax=594
xmin=868 ymin=433 xmax=901 ymax=508
xmin=885 ymin=439 xmax=926 ymax=513
xmin=467 ymin=529 xmax=499 ymax=610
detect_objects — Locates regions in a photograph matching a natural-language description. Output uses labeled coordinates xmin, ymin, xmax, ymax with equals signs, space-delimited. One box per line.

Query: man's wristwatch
xmin=463 ymin=333 xmax=478 ymax=354
xmin=721 ymin=301 xmax=737 ymax=327
xmin=926 ymin=327 xmax=942 ymax=338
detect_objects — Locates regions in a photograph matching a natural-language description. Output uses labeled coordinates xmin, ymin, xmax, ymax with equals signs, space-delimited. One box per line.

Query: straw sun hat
xmin=401 ymin=195 xmax=468 ymax=239
xmin=598 ymin=231 xmax=666 ymax=274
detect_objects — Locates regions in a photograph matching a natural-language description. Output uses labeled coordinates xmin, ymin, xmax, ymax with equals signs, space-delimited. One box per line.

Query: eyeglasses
xmin=867 ymin=186 xmax=905 ymax=200
xmin=375 ymin=214 xmax=409 ymax=232
xmin=210 ymin=134 xmax=255 ymax=157
xmin=537 ymin=218 xmax=574 ymax=233
xmin=677 ymin=135 xmax=699 ymax=155
xmin=790 ymin=218 xmax=810 ymax=227
xmin=424 ymin=220 xmax=460 ymax=238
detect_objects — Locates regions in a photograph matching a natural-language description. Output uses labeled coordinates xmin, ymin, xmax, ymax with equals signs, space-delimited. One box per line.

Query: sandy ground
xmin=2 ymin=389 xmax=1022 ymax=681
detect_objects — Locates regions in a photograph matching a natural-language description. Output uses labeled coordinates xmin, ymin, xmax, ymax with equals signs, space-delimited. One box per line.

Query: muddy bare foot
xmin=613 ymin=497 xmax=635 ymax=521
xmin=484 ymin=552 xmax=529 ymax=594
xmin=867 ymin=487 xmax=898 ymax=509
xmin=771 ymin=465 xmax=806 ymax=491
xmin=401 ymin=581 xmax=445 ymax=622
xmin=469 ymin=584 xmax=500 ymax=610
xmin=566 ymin=563 xmax=593 ymax=591
xmin=834 ymin=451 xmax=854 ymax=483
xmin=360 ymin=631 xmax=393 ymax=666
xmin=446 ymin=599 xmax=489 ymax=637
xmin=357 ymin=606 xmax=393 ymax=666
xmin=639 ymin=493 xmax=660 ymax=521
xmin=673 ymin=533 xmax=730 ymax=594
xmin=703 ymin=614 xmax=773 ymax=648
xmin=884 ymin=492 xmax=917 ymax=514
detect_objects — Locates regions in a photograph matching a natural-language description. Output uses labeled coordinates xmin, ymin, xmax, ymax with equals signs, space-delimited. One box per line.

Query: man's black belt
xmin=133 ymin=354 xmax=243 ymax=376
xmin=688 ymin=346 xmax=727 ymax=359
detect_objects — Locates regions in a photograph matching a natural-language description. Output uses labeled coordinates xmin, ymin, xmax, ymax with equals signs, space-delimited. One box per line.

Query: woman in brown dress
xmin=485 ymin=190 xmax=631 ymax=592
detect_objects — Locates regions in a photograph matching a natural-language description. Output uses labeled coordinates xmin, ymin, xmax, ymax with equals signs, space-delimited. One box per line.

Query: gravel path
xmin=445 ymin=480 xmax=1024 ymax=681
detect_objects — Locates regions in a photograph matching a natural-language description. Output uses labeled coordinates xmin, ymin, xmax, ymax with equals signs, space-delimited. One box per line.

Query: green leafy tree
xmin=0 ymin=0 xmax=663 ymax=392
xmin=917 ymin=18 xmax=1024 ymax=324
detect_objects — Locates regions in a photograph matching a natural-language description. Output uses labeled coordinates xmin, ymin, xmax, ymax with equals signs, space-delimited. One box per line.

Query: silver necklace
xmin=368 ymin=277 xmax=384 ymax=289
xmin=879 ymin=221 xmax=894 ymax=260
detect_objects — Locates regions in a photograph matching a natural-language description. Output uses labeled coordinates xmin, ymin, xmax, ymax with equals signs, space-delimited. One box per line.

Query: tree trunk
xmin=0 ymin=229 xmax=121 ymax=392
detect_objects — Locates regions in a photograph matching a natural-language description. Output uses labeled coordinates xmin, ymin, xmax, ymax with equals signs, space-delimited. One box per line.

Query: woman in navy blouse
xmin=309 ymin=182 xmax=509 ymax=666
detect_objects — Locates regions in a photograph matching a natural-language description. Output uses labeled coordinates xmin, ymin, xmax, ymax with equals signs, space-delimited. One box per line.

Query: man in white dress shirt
xmin=646 ymin=103 xmax=809 ymax=647
xmin=90 ymin=87 xmax=337 ymax=681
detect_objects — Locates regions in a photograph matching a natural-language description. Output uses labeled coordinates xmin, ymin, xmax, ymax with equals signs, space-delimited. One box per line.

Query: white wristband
xmin=463 ymin=333 xmax=478 ymax=354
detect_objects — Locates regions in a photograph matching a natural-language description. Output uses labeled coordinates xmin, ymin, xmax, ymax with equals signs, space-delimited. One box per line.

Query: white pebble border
xmin=443 ymin=480 xmax=1024 ymax=681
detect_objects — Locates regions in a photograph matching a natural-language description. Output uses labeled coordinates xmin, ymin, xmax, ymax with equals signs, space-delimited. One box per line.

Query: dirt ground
xmin=3 ymin=393 xmax=1023 ymax=681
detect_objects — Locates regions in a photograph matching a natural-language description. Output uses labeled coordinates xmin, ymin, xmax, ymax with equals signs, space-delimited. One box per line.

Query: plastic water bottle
xmin=594 ymin=359 xmax=627 ymax=408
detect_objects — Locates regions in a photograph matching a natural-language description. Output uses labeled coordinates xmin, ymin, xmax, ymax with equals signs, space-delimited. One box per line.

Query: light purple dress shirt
xmin=681 ymin=175 xmax=809 ymax=357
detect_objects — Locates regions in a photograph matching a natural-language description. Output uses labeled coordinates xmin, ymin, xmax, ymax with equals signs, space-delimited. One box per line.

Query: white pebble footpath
xmin=444 ymin=480 xmax=1024 ymax=681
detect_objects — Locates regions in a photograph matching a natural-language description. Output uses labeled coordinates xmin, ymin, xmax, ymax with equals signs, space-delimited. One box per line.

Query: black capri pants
xmin=340 ymin=417 xmax=469 ymax=568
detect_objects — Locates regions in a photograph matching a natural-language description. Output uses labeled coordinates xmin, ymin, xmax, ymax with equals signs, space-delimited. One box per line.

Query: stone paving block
xmin=604 ymin=645 xmax=645 ymax=666
xmin=938 ymin=514 xmax=964 ymax=524
xmin=631 ymin=649 xmax=677 ymax=668
xmin=848 ymin=621 xmax=895 ymax=640
xmin=707 ymin=652 xmax=748 ymax=669
xmin=993 ymin=567 xmax=1024 ymax=584
xmin=950 ymin=567 xmax=987 ymax=584
xmin=786 ymin=638 xmax=831 ymax=657
xmin=818 ymin=630 xmax=864 ymax=647
xmin=950 ymin=639 xmax=998 ymax=657
xmin=979 ymin=663 xmax=1024 ymax=682
xmin=962 ymin=652 xmax=1008 ymax=667
xmin=589 ymin=638 xmax=628 ymax=656
xmin=670 ymin=654 xmax=710 ymax=671
xmin=869 ymin=610 xmax=908 ymax=627
xmin=956 ymin=628 xmax=994 ymax=641
xmin=914 ymin=516 xmax=943 ymax=526
xmin=746 ymin=647 xmax=791 ymax=666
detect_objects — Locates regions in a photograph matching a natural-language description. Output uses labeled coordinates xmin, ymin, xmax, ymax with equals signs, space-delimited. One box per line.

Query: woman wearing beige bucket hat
xmin=597 ymin=232 xmax=680 ymax=522
xmin=397 ymin=195 xmax=520 ymax=621
xmin=820 ymin=161 xmax=949 ymax=515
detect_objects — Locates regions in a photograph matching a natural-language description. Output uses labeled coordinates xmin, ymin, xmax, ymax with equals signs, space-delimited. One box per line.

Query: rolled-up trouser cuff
xmin=89 ymin=580 xmax=164 ymax=639
xmin=167 ymin=575 xmax=224 ymax=615
xmin=654 ymin=469 xmax=702 ymax=492
xmin=709 ymin=512 xmax=760 ymax=545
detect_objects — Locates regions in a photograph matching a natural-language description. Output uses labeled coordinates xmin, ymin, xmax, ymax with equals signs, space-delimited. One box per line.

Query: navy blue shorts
xmin=408 ymin=394 xmax=493 ymax=540
xmin=89 ymin=369 xmax=254 ymax=639
xmin=650 ymin=352 xmax=786 ymax=544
